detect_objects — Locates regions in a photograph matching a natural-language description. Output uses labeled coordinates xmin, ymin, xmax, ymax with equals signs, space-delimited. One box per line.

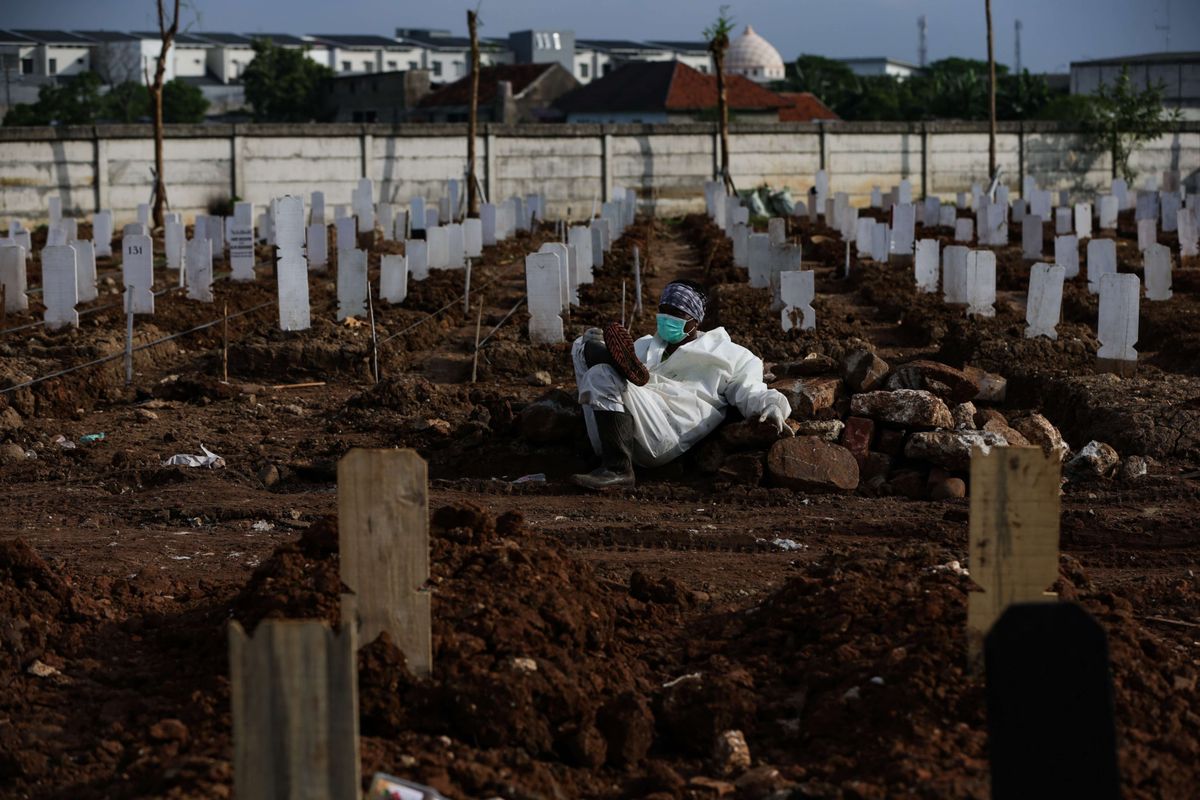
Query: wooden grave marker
xmin=229 ymin=619 xmax=360 ymax=800
xmin=967 ymin=446 xmax=1060 ymax=669
xmin=338 ymin=448 xmax=432 ymax=675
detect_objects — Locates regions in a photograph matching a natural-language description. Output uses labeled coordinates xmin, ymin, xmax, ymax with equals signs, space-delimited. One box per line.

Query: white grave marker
xmin=409 ymin=197 xmax=425 ymax=232
xmin=337 ymin=249 xmax=368 ymax=320
xmin=1022 ymin=215 xmax=1043 ymax=259
xmin=943 ymin=245 xmax=969 ymax=304
xmin=938 ymin=205 xmax=957 ymax=228
xmin=1179 ymin=208 xmax=1199 ymax=257
xmin=747 ymin=233 xmax=770 ymax=288
xmin=230 ymin=223 xmax=255 ymax=281
xmin=71 ymin=239 xmax=97 ymax=303
xmin=871 ymin=221 xmax=889 ymax=262
xmin=480 ymin=203 xmax=497 ymax=246
xmin=525 ymin=252 xmax=563 ymax=344
xmin=426 ymin=227 xmax=448 ymax=270
xmin=891 ymin=203 xmax=915 ymax=256
xmin=1074 ymin=203 xmax=1092 ymax=240
xmin=915 ymin=239 xmax=939 ymax=293
xmin=41 ymin=245 xmax=78 ymax=330
xmin=406 ymin=239 xmax=429 ymax=281
xmin=48 ymin=197 xmax=62 ymax=228
xmin=966 ymin=250 xmax=996 ymax=317
xmin=275 ymin=195 xmax=310 ymax=331
xmin=1097 ymin=273 xmax=1139 ymax=363
xmin=93 ymin=211 xmax=113 ymax=258
xmin=185 ymin=238 xmax=213 ymax=302
xmin=1025 ymin=263 xmax=1065 ymax=340
xmin=165 ymin=218 xmax=184 ymax=270
xmin=1098 ymin=195 xmax=1118 ymax=229
xmin=123 ymin=234 xmax=154 ymax=314
xmin=335 ymin=217 xmax=356 ymax=254
xmin=1085 ymin=239 xmax=1116 ymax=295
xmin=393 ymin=209 xmax=408 ymax=242
xmin=307 ymin=224 xmax=328 ymax=271
xmin=137 ymin=203 xmax=150 ymax=228
xmin=569 ymin=226 xmax=594 ymax=284
xmin=780 ymin=270 xmax=815 ymax=331
xmin=380 ymin=254 xmax=408 ymax=304
xmin=445 ymin=223 xmax=466 ymax=269
xmin=1143 ymin=243 xmax=1172 ymax=301
xmin=1137 ymin=218 xmax=1156 ymax=252
xmin=1054 ymin=207 xmax=1072 ymax=235
xmin=591 ymin=226 xmax=604 ymax=269
xmin=465 ymin=219 xmax=483 ymax=259
xmin=954 ymin=218 xmax=973 ymax=243
xmin=354 ymin=178 xmax=375 ymax=233
xmin=1055 ymin=235 xmax=1079 ymax=279
xmin=0 ymin=245 xmax=29 ymax=312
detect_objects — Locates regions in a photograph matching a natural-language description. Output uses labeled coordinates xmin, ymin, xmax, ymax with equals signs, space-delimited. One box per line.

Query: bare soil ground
xmin=1 ymin=208 xmax=1198 ymax=800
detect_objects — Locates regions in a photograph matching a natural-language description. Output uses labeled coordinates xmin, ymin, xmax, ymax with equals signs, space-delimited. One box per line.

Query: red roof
xmin=777 ymin=92 xmax=840 ymax=122
xmin=555 ymin=60 xmax=789 ymax=115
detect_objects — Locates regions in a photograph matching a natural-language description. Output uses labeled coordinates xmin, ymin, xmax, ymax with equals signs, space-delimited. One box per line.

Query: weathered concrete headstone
xmin=93 ymin=210 xmax=113 ymax=258
xmin=915 ymin=238 xmax=939 ymax=293
xmin=41 ymin=245 xmax=78 ymax=330
xmin=1111 ymin=178 xmax=1128 ymax=210
xmin=1074 ymin=202 xmax=1092 ymax=240
xmin=967 ymin=446 xmax=1060 ymax=668
xmin=0 ymin=245 xmax=28 ymax=313
xmin=393 ymin=209 xmax=408 ymax=242
xmin=335 ymin=216 xmax=355 ymax=256
xmin=185 ymin=237 xmax=213 ymax=303
xmin=165 ymin=217 xmax=184 ymax=270
xmin=70 ymin=239 xmax=97 ymax=304
xmin=337 ymin=248 xmax=368 ymax=320
xmin=732 ymin=222 xmax=749 ymax=268
xmin=769 ymin=243 xmax=802 ymax=311
xmin=235 ymin=200 xmax=253 ymax=228
xmin=1161 ymin=193 xmax=1181 ymax=233
xmin=956 ymin=191 xmax=968 ymax=210
xmin=353 ymin=178 xmax=375 ymax=233
xmin=526 ymin=252 xmax=563 ymax=344
xmin=966 ymin=250 xmax=996 ymax=317
xmin=938 ymin=205 xmax=957 ymax=228
xmin=748 ymin=233 xmax=770 ymax=288
xmin=46 ymin=226 xmax=67 ymax=247
xmin=1097 ymin=272 xmax=1139 ymax=364
xmin=1179 ymin=207 xmax=1199 ymax=257
xmin=408 ymin=237 xmax=432 ymax=281
xmin=780 ymin=269 xmax=815 ymax=332
xmin=1054 ymin=235 xmax=1079 ymax=279
xmin=377 ymin=203 xmax=394 ymax=240
xmin=954 ymin=218 xmax=973 ymax=243
xmin=855 ymin=217 xmax=873 ymax=255
xmin=1135 ymin=191 xmax=1157 ymax=221
xmin=275 ymin=195 xmax=311 ymax=331
xmin=943 ymin=245 xmax=969 ymax=304
xmin=1026 ymin=263 xmax=1065 ymax=340
xmin=1143 ymin=243 xmax=1172 ymax=301
xmin=1030 ymin=189 xmax=1052 ymax=220
xmin=137 ymin=203 xmax=149 ymax=228
xmin=1022 ymin=215 xmax=1043 ymax=259
xmin=1012 ymin=199 xmax=1026 ymax=223
xmin=1085 ymin=238 xmax=1116 ymax=295
xmin=380 ymin=254 xmax=408 ymax=304
xmin=48 ymin=197 xmax=62 ymax=228
xmin=228 ymin=619 xmax=360 ymax=800
xmin=541 ymin=242 xmax=572 ymax=309
xmin=591 ymin=225 xmax=605 ymax=269
xmin=891 ymin=203 xmax=915 ymax=256
xmin=923 ymin=195 xmax=940 ymax=226
xmin=311 ymin=192 xmax=325 ymax=226
xmin=123 ymin=234 xmax=154 ymax=314
xmin=768 ymin=217 xmax=786 ymax=246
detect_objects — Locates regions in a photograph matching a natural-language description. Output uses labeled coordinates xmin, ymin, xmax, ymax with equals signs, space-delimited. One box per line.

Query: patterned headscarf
xmin=659 ymin=281 xmax=706 ymax=323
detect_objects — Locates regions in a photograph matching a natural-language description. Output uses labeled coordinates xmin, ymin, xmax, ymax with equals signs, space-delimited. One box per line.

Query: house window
xmin=454 ymin=60 xmax=464 ymax=76
xmin=48 ymin=58 xmax=57 ymax=75
xmin=387 ymin=60 xmax=397 ymax=69
xmin=552 ymin=32 xmax=561 ymax=50
xmin=698 ymin=64 xmax=707 ymax=73
xmin=408 ymin=60 xmax=418 ymax=69
xmin=21 ymin=57 xmax=33 ymax=74
xmin=364 ymin=62 xmax=373 ymax=72
xmin=342 ymin=60 xmax=352 ymax=72
xmin=579 ymin=62 xmax=588 ymax=79
xmin=432 ymin=61 xmax=442 ymax=76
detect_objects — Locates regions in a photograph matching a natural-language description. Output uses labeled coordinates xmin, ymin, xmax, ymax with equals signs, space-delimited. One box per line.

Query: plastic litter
xmin=52 ymin=434 xmax=76 ymax=450
xmin=163 ymin=444 xmax=225 ymax=469
xmin=512 ymin=473 xmax=546 ymax=484
xmin=368 ymin=773 xmax=450 ymax=800
xmin=79 ymin=432 xmax=105 ymax=443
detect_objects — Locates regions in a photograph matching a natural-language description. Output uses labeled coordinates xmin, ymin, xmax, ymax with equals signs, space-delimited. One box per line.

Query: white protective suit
xmin=572 ymin=327 xmax=791 ymax=467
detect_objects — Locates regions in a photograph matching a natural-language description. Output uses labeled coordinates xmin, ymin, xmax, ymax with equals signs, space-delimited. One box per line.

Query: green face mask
xmin=656 ymin=313 xmax=689 ymax=343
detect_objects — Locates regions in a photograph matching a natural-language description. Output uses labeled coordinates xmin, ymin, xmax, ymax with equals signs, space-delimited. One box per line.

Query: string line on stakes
xmin=376 ymin=273 xmax=510 ymax=348
xmin=0 ymin=300 xmax=274 ymax=396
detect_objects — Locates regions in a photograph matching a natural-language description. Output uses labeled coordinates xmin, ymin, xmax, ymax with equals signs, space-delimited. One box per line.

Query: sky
xmin=8 ymin=0 xmax=1199 ymax=74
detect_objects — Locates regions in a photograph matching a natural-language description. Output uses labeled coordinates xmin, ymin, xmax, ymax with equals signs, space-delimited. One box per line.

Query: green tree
xmin=103 ymin=80 xmax=152 ymax=123
xmin=3 ymin=72 xmax=104 ymax=126
xmin=242 ymin=38 xmax=333 ymax=122
xmin=1081 ymin=67 xmax=1181 ymax=182
xmin=162 ymin=79 xmax=209 ymax=123
xmin=783 ymin=54 xmax=859 ymax=110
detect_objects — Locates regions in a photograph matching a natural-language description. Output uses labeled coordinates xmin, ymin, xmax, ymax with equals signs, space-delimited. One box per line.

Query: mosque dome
xmin=725 ymin=25 xmax=786 ymax=83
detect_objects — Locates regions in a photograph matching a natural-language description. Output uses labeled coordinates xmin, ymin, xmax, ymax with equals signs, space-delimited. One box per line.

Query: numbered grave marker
xmin=123 ymin=234 xmax=154 ymax=314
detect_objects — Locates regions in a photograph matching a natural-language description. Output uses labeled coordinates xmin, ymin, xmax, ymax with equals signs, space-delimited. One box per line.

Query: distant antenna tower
xmin=1014 ymin=19 xmax=1022 ymax=74
xmin=918 ymin=14 xmax=927 ymax=68
xmin=1155 ymin=0 xmax=1171 ymax=50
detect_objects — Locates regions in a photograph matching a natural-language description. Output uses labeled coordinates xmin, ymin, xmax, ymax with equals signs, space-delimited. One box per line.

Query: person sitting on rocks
xmin=570 ymin=280 xmax=793 ymax=490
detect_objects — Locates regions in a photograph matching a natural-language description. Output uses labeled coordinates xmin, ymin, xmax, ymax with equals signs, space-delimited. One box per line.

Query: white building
xmin=396 ymin=29 xmax=511 ymax=82
xmin=312 ymin=34 xmax=421 ymax=76
xmin=726 ymin=26 xmax=785 ymax=84
xmin=573 ymin=39 xmax=705 ymax=85
xmin=836 ymin=57 xmax=921 ymax=80
xmin=8 ymin=30 xmax=94 ymax=79
xmin=1071 ymin=52 xmax=1200 ymax=121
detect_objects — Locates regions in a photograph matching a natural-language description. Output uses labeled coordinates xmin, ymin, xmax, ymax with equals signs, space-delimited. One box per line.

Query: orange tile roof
xmin=777 ymin=91 xmax=840 ymax=122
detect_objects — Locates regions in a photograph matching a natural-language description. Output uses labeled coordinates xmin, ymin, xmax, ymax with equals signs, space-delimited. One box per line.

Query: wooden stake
xmin=338 ymin=449 xmax=431 ymax=676
xmin=269 ymin=381 xmax=327 ymax=391
xmin=471 ymin=294 xmax=484 ymax=384
xmin=967 ymin=446 xmax=1061 ymax=671
xmin=221 ymin=301 xmax=229 ymax=383
xmin=229 ymin=619 xmax=360 ymax=800
xmin=124 ymin=289 xmax=134 ymax=385
xmin=367 ymin=283 xmax=379 ymax=384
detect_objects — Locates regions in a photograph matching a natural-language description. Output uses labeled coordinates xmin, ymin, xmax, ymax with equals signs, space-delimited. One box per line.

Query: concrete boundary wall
xmin=1 ymin=121 xmax=1197 ymax=223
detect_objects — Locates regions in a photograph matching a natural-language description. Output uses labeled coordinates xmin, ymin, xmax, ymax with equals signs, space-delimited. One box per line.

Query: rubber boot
xmin=572 ymin=409 xmax=636 ymax=490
